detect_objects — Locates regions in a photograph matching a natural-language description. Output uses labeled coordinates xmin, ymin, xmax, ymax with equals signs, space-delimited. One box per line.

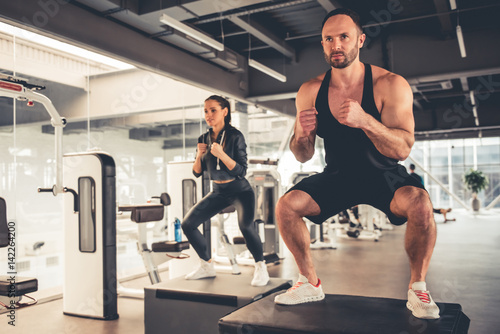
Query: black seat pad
xmin=0 ymin=276 xmax=38 ymax=296
xmin=119 ymin=204 xmax=164 ymax=223
xmin=152 ymin=241 xmax=190 ymax=252
xmin=232 ymin=236 xmax=246 ymax=244
xmin=0 ymin=197 xmax=9 ymax=247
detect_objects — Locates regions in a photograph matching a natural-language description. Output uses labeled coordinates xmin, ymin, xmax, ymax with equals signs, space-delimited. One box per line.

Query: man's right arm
xmin=290 ymin=79 xmax=320 ymax=163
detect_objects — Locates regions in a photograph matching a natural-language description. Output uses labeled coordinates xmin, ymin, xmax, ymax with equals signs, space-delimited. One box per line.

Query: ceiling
xmin=0 ymin=0 xmax=500 ymax=141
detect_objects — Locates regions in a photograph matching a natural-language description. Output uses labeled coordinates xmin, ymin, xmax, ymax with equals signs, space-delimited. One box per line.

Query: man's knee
xmin=275 ymin=194 xmax=292 ymax=220
xmin=276 ymin=191 xmax=320 ymax=221
xmin=275 ymin=192 xmax=307 ymax=222
xmin=407 ymin=190 xmax=434 ymax=226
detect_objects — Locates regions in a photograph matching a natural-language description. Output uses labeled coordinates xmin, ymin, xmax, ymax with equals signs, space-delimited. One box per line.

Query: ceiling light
xmin=469 ymin=91 xmax=476 ymax=106
xmin=248 ymin=59 xmax=286 ymax=82
xmin=159 ymin=13 xmax=224 ymax=51
xmin=456 ymin=25 xmax=466 ymax=58
xmin=449 ymin=0 xmax=457 ymax=10
xmin=472 ymin=106 xmax=479 ymax=126
xmin=0 ymin=22 xmax=134 ymax=70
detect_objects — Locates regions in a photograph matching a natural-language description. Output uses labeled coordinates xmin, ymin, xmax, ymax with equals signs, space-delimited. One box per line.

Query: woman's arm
xmin=193 ymin=135 xmax=207 ymax=177
xmin=211 ymin=130 xmax=247 ymax=178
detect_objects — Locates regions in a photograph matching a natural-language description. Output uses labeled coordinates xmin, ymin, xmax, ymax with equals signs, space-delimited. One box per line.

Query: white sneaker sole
xmin=406 ymin=301 xmax=440 ymax=319
xmin=251 ymin=278 xmax=269 ymax=287
xmin=274 ymin=292 xmax=325 ymax=305
xmin=185 ymin=272 xmax=216 ymax=280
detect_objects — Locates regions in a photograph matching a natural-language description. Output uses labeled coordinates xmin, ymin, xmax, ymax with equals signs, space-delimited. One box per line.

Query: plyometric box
xmin=145 ymin=273 xmax=292 ymax=334
xmin=219 ymin=293 xmax=470 ymax=334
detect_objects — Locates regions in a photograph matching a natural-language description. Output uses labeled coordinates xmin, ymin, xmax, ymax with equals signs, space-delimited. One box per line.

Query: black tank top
xmin=315 ymin=63 xmax=398 ymax=173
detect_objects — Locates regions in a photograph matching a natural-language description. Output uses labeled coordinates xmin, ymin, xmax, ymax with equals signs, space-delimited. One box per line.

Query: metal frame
xmin=0 ymin=77 xmax=66 ymax=195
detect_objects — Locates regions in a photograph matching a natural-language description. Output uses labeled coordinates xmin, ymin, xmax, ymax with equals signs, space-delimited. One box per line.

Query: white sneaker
xmin=251 ymin=261 xmax=270 ymax=286
xmin=274 ymin=274 xmax=325 ymax=305
xmin=407 ymin=282 xmax=440 ymax=319
xmin=185 ymin=259 xmax=216 ymax=280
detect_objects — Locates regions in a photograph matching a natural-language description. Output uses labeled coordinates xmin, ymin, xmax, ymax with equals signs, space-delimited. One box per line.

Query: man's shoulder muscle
xmin=371 ymin=65 xmax=410 ymax=96
xmin=297 ymin=73 xmax=326 ymax=110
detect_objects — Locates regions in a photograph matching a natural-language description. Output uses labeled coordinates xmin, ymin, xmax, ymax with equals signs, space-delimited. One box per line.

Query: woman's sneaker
xmin=407 ymin=282 xmax=440 ymax=319
xmin=274 ymin=274 xmax=325 ymax=305
xmin=185 ymin=259 xmax=216 ymax=280
xmin=251 ymin=261 xmax=270 ymax=286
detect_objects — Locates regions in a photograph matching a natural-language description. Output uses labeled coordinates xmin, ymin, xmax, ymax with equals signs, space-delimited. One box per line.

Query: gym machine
xmin=166 ymin=161 xmax=211 ymax=278
xmin=117 ymin=193 xmax=190 ymax=298
xmin=342 ymin=205 xmax=383 ymax=242
xmin=60 ymin=151 xmax=118 ymax=319
xmin=247 ymin=158 xmax=284 ymax=262
xmin=0 ymin=197 xmax=38 ymax=309
xmin=0 ymin=73 xmax=65 ymax=197
xmin=0 ymin=74 xmax=61 ymax=312
xmin=0 ymin=74 xmax=119 ymax=319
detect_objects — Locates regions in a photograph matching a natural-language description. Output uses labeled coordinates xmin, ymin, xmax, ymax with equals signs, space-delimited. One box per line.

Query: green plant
xmin=463 ymin=169 xmax=489 ymax=194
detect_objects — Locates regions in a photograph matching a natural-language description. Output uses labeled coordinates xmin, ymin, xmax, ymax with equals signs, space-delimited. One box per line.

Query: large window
xmin=409 ymin=138 xmax=500 ymax=209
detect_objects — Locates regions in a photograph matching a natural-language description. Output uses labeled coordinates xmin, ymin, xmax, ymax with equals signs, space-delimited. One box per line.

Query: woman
xmin=181 ymin=95 xmax=269 ymax=286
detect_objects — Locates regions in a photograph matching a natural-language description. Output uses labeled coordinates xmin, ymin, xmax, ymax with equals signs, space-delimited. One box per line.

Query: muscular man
xmin=274 ymin=8 xmax=440 ymax=319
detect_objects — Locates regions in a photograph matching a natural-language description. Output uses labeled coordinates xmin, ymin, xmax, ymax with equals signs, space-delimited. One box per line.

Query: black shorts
xmin=287 ymin=165 xmax=425 ymax=226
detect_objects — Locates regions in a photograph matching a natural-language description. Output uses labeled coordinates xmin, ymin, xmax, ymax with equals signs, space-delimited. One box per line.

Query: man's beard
xmin=324 ymin=47 xmax=358 ymax=69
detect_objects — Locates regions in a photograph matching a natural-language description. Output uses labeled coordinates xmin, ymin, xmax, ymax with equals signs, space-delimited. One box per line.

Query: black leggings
xmin=181 ymin=178 xmax=264 ymax=262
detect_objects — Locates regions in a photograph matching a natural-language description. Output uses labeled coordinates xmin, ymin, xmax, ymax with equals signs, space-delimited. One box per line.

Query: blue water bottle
xmin=174 ymin=218 xmax=182 ymax=242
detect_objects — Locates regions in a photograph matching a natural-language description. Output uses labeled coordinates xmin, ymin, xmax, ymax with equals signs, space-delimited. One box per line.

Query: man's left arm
xmin=338 ymin=74 xmax=415 ymax=161
xmin=365 ymin=74 xmax=415 ymax=160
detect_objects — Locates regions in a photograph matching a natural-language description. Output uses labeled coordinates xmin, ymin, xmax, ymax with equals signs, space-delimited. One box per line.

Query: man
xmin=433 ymin=208 xmax=456 ymax=223
xmin=274 ymin=8 xmax=440 ymax=319
xmin=409 ymin=163 xmax=424 ymax=186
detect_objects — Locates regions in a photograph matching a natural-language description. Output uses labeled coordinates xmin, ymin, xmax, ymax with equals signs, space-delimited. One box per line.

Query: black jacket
xmin=193 ymin=125 xmax=248 ymax=181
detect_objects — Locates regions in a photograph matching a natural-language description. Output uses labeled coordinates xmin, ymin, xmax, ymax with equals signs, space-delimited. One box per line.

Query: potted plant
xmin=463 ymin=169 xmax=489 ymax=211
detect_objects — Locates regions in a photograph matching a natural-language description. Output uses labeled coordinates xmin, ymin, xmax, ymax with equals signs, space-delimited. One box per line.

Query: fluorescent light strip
xmin=449 ymin=0 xmax=457 ymax=10
xmin=473 ymin=106 xmax=479 ymax=126
xmin=0 ymin=22 xmax=134 ymax=70
xmin=470 ymin=91 xmax=479 ymax=126
xmin=248 ymin=59 xmax=286 ymax=83
xmin=469 ymin=91 xmax=476 ymax=106
xmin=160 ymin=13 xmax=224 ymax=51
xmin=456 ymin=25 xmax=467 ymax=58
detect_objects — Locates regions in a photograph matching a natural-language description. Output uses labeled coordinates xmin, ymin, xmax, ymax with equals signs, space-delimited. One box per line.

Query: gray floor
xmin=1 ymin=209 xmax=498 ymax=333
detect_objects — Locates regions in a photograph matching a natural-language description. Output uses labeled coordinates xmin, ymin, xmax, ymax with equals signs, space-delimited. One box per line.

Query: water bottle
xmin=174 ymin=218 xmax=182 ymax=242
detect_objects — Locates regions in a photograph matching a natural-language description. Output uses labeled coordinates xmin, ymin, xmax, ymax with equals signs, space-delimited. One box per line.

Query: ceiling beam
xmin=228 ymin=15 xmax=296 ymax=60
xmin=247 ymin=92 xmax=297 ymax=103
xmin=407 ymin=67 xmax=500 ymax=85
xmin=415 ymin=125 xmax=500 ymax=137
xmin=432 ymin=0 xmax=455 ymax=37
xmin=316 ymin=0 xmax=341 ymax=12
xmin=460 ymin=77 xmax=469 ymax=92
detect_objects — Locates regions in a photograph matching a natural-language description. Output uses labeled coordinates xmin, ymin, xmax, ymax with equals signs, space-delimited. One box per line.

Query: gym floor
xmin=1 ymin=209 xmax=498 ymax=334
